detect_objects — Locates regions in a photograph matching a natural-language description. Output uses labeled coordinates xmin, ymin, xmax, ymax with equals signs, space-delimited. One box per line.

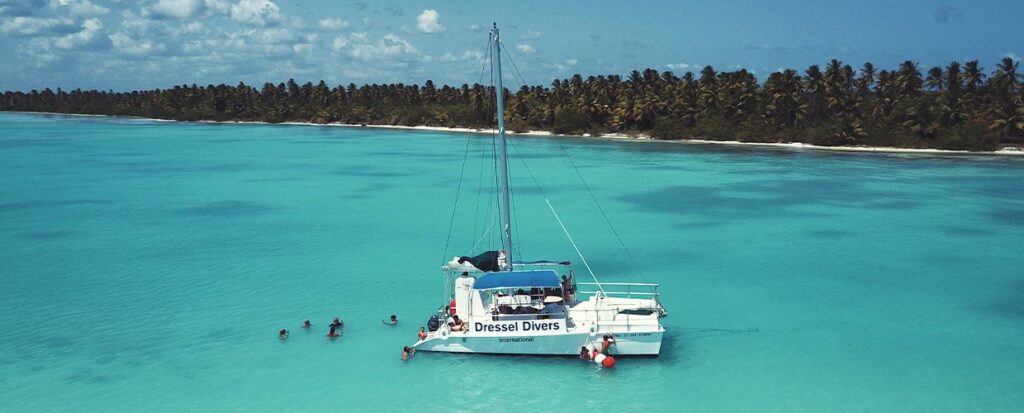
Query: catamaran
xmin=412 ymin=24 xmax=667 ymax=356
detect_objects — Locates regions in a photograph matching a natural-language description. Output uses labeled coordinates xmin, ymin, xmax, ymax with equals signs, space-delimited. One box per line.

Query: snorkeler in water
xmin=279 ymin=329 xmax=289 ymax=340
xmin=327 ymin=317 xmax=344 ymax=338
xmin=302 ymin=319 xmax=311 ymax=329
xmin=401 ymin=346 xmax=416 ymax=361
xmin=383 ymin=314 xmax=397 ymax=325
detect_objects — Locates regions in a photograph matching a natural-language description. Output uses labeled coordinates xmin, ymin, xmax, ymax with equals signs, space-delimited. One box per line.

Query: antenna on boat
xmin=492 ymin=22 xmax=514 ymax=270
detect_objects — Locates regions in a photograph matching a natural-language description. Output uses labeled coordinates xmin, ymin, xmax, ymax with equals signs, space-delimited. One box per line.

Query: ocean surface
xmin=1 ymin=112 xmax=1022 ymax=412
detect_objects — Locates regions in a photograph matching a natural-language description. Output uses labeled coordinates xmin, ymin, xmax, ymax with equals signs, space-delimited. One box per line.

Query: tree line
xmin=2 ymin=58 xmax=1022 ymax=151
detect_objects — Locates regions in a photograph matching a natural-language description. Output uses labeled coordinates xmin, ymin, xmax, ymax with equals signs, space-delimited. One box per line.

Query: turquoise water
xmin=1 ymin=112 xmax=1022 ymax=412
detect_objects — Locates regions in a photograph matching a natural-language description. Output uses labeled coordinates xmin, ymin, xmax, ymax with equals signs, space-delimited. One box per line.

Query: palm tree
xmin=925 ymin=67 xmax=945 ymax=91
xmin=896 ymin=61 xmax=923 ymax=95
xmin=963 ymin=60 xmax=986 ymax=93
xmin=901 ymin=98 xmax=939 ymax=139
xmin=945 ymin=61 xmax=962 ymax=99
xmin=804 ymin=65 xmax=826 ymax=121
xmin=697 ymin=66 xmax=719 ymax=116
xmin=988 ymin=95 xmax=1023 ymax=140
xmin=856 ymin=62 xmax=875 ymax=97
xmin=764 ymin=69 xmax=807 ymax=128
xmin=991 ymin=57 xmax=1022 ymax=97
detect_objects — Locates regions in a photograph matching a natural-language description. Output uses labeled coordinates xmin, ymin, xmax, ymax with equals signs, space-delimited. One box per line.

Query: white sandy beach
xmin=286 ymin=121 xmax=1024 ymax=156
xmin=11 ymin=111 xmax=1024 ymax=156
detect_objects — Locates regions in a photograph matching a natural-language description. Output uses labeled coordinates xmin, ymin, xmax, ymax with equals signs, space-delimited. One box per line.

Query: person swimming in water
xmin=302 ymin=319 xmax=311 ymax=329
xmin=279 ymin=329 xmax=289 ymax=340
xmin=401 ymin=346 xmax=416 ymax=361
xmin=327 ymin=317 xmax=344 ymax=336
xmin=601 ymin=334 xmax=616 ymax=354
xmin=383 ymin=314 xmax=397 ymax=325
xmin=579 ymin=346 xmax=590 ymax=360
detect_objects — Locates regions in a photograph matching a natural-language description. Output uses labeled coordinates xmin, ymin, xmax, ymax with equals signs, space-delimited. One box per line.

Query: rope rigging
xmin=557 ymin=143 xmax=650 ymax=283
xmin=443 ymin=30 xmax=644 ymax=293
xmin=441 ymin=32 xmax=496 ymax=263
xmin=500 ymin=40 xmax=649 ymax=282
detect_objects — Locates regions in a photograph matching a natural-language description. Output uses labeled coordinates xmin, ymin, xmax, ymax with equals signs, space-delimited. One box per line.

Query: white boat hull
xmin=413 ymin=329 xmax=663 ymax=356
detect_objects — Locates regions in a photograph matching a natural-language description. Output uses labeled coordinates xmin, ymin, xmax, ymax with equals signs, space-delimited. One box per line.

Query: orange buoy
xmin=602 ymin=355 xmax=616 ymax=368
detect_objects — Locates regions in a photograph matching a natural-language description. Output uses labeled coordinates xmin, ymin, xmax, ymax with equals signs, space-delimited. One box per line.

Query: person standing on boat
xmin=418 ymin=327 xmax=428 ymax=341
xmin=561 ymin=275 xmax=573 ymax=301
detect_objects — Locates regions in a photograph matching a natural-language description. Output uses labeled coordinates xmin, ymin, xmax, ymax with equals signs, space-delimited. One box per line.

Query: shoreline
xmin=7 ymin=110 xmax=1024 ymax=156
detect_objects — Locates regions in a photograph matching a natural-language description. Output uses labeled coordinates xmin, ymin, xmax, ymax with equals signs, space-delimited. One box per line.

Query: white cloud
xmin=466 ymin=24 xmax=481 ymax=32
xmin=249 ymin=27 xmax=310 ymax=44
xmin=110 ymin=31 xmax=166 ymax=55
xmin=553 ymin=58 xmax=578 ymax=71
xmin=349 ymin=31 xmax=369 ymax=43
xmin=515 ymin=44 xmax=534 ymax=54
xmin=179 ymin=21 xmax=205 ymax=34
xmin=52 ymin=0 xmax=109 ymax=18
xmin=51 ymin=17 xmax=107 ymax=49
xmin=415 ymin=9 xmax=444 ymax=33
xmin=332 ymin=36 xmax=348 ymax=51
xmin=0 ymin=16 xmax=76 ymax=35
xmin=229 ymin=0 xmax=281 ymax=26
xmin=520 ymin=30 xmax=541 ymax=39
xmin=144 ymin=0 xmax=206 ymax=19
xmin=666 ymin=62 xmax=692 ymax=71
xmin=349 ymin=33 xmax=418 ymax=61
xmin=318 ymin=18 xmax=348 ymax=30
xmin=439 ymin=49 xmax=483 ymax=62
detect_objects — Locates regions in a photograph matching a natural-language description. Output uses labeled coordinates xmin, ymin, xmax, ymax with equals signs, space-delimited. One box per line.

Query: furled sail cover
xmin=444 ymin=250 xmax=507 ymax=272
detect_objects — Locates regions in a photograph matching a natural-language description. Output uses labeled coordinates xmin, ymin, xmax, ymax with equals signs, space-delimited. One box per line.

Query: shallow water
xmin=1 ymin=112 xmax=1022 ymax=412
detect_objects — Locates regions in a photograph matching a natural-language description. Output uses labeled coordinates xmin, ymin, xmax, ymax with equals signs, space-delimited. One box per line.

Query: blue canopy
xmin=473 ymin=270 xmax=561 ymax=290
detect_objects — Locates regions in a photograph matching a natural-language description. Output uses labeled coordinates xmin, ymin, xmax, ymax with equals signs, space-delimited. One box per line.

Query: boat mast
xmin=493 ymin=23 xmax=514 ymax=269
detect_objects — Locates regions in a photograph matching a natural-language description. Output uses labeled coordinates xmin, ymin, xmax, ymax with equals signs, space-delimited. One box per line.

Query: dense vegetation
xmin=3 ymin=58 xmax=1023 ymax=150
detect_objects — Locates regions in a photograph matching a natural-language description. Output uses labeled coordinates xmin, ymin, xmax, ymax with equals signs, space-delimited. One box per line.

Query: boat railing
xmin=484 ymin=313 xmax=567 ymax=321
xmin=575 ymin=282 xmax=660 ymax=300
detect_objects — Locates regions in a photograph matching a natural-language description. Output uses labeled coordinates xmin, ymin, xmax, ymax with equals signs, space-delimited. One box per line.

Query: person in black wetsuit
xmin=327 ymin=317 xmax=344 ymax=338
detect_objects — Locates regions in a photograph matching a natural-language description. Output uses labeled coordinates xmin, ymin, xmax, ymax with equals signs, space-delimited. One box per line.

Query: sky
xmin=1 ymin=0 xmax=1022 ymax=92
